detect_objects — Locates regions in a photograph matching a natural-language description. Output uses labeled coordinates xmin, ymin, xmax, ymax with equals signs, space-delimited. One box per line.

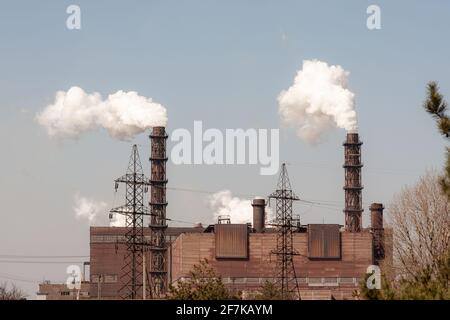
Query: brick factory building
xmin=88 ymin=203 xmax=391 ymax=300
xmin=38 ymin=130 xmax=392 ymax=300
xmin=171 ymin=220 xmax=391 ymax=300
xmin=89 ymin=226 xmax=205 ymax=299
xmin=36 ymin=281 xmax=90 ymax=300
xmin=86 ymin=131 xmax=392 ymax=300
xmin=83 ymin=128 xmax=392 ymax=299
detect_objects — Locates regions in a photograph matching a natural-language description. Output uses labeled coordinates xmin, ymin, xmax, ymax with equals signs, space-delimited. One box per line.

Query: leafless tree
xmin=389 ymin=172 xmax=450 ymax=280
xmin=0 ymin=282 xmax=27 ymax=300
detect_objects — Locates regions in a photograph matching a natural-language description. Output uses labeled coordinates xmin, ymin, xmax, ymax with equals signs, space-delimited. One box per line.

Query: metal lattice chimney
xmin=343 ymin=132 xmax=363 ymax=232
xmin=149 ymin=126 xmax=168 ymax=298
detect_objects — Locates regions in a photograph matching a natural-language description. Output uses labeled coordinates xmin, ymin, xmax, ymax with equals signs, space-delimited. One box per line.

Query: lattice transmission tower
xmin=268 ymin=163 xmax=300 ymax=299
xmin=110 ymin=144 xmax=151 ymax=300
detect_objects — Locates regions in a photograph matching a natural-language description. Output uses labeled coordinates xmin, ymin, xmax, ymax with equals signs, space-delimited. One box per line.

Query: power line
xmin=0 ymin=272 xmax=44 ymax=284
xmin=167 ymin=185 xmax=349 ymax=216
xmin=164 ymin=217 xmax=200 ymax=225
xmin=302 ymin=198 xmax=372 ymax=206
xmin=0 ymin=276 xmax=40 ymax=284
xmin=167 ymin=186 xmax=256 ymax=198
xmin=168 ymin=185 xmax=383 ymax=215
xmin=167 ymin=186 xmax=350 ymax=209
xmin=298 ymin=201 xmax=342 ymax=213
xmin=0 ymin=255 xmax=88 ymax=259
xmin=287 ymin=161 xmax=419 ymax=176
xmin=0 ymin=260 xmax=85 ymax=264
xmin=0 ymin=272 xmax=66 ymax=285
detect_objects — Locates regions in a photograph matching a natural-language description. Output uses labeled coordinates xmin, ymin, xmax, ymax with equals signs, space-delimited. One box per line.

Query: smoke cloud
xmin=208 ymin=190 xmax=272 ymax=224
xmin=278 ymin=59 xmax=357 ymax=143
xmin=109 ymin=212 xmax=126 ymax=227
xmin=73 ymin=193 xmax=125 ymax=227
xmin=208 ymin=190 xmax=252 ymax=224
xmin=73 ymin=193 xmax=107 ymax=224
xmin=37 ymin=86 xmax=168 ymax=140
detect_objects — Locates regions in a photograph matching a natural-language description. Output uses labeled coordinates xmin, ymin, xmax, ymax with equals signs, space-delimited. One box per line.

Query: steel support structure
xmin=110 ymin=145 xmax=151 ymax=299
xmin=269 ymin=163 xmax=300 ymax=299
xmin=149 ymin=127 xmax=168 ymax=298
xmin=343 ymin=132 xmax=363 ymax=232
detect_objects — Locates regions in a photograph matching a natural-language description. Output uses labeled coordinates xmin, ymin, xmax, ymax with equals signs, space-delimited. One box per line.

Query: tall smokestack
xmin=252 ymin=198 xmax=266 ymax=233
xmin=343 ymin=132 xmax=363 ymax=232
xmin=149 ymin=126 xmax=168 ymax=297
xmin=370 ymin=203 xmax=384 ymax=264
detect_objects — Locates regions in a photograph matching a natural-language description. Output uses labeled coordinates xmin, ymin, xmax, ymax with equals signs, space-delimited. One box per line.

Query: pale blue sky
xmin=0 ymin=1 xmax=449 ymax=296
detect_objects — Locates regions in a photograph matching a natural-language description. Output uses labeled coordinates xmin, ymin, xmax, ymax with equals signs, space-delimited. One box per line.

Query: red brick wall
xmin=171 ymin=231 xmax=374 ymax=299
xmin=89 ymin=226 xmax=204 ymax=299
xmin=90 ymin=226 xmax=377 ymax=299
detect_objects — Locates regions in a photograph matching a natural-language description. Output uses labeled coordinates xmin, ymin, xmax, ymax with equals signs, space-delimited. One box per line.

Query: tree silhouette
xmin=423 ymin=81 xmax=450 ymax=198
xmin=168 ymin=259 xmax=236 ymax=300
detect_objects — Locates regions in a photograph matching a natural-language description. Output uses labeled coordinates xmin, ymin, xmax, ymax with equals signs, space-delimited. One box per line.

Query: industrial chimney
xmin=343 ymin=132 xmax=363 ymax=232
xmin=370 ymin=203 xmax=385 ymax=264
xmin=149 ymin=126 xmax=168 ymax=297
xmin=252 ymin=198 xmax=266 ymax=233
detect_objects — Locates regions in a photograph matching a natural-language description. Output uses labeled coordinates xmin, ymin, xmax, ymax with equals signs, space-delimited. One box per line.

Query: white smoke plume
xmin=37 ymin=86 xmax=168 ymax=140
xmin=109 ymin=206 xmax=131 ymax=227
xmin=109 ymin=212 xmax=126 ymax=227
xmin=278 ymin=59 xmax=357 ymax=143
xmin=73 ymin=193 xmax=107 ymax=224
xmin=208 ymin=190 xmax=272 ymax=224
xmin=73 ymin=193 xmax=126 ymax=227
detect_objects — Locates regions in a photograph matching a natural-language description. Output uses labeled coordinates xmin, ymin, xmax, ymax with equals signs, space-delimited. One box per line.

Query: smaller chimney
xmin=370 ymin=203 xmax=385 ymax=264
xmin=252 ymin=198 xmax=266 ymax=233
xmin=370 ymin=203 xmax=384 ymax=230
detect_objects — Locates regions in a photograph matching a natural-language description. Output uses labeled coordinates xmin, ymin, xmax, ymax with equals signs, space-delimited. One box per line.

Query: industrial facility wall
xmin=171 ymin=232 xmax=373 ymax=299
xmin=89 ymin=227 xmax=375 ymax=299
xmin=89 ymin=226 xmax=203 ymax=299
